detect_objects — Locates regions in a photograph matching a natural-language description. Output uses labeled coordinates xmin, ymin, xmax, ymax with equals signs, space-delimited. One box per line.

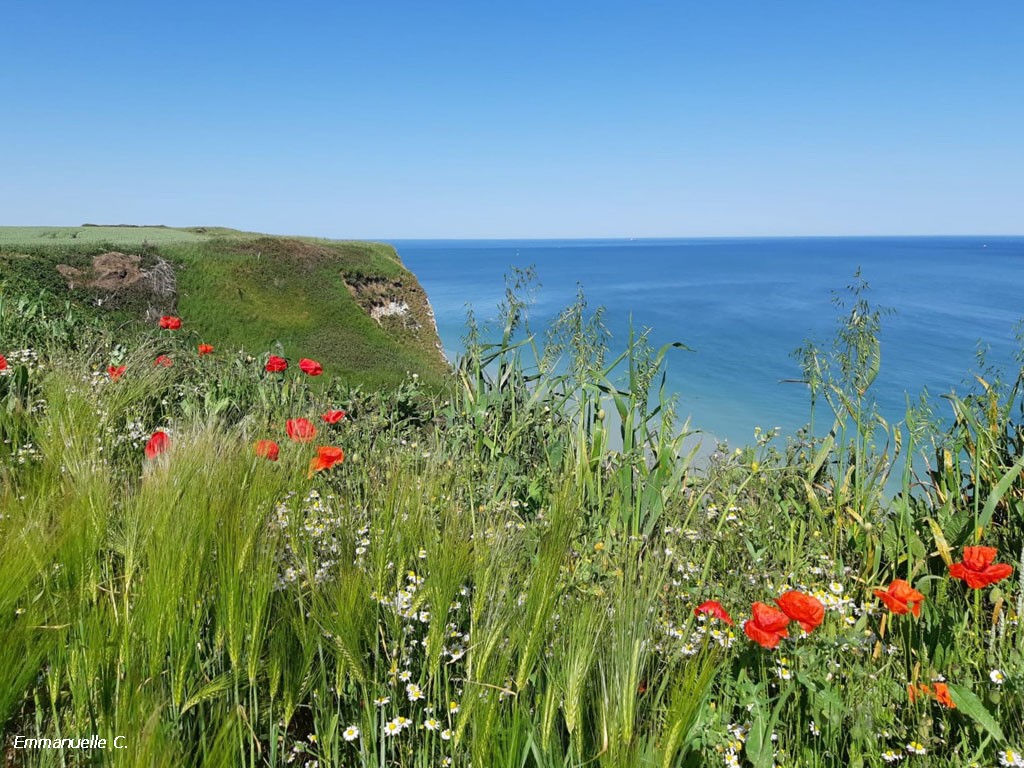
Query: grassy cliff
xmin=0 ymin=226 xmax=449 ymax=390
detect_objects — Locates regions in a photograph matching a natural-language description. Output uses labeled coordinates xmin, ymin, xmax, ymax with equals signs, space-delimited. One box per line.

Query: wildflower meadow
xmin=1 ymin=275 xmax=1022 ymax=768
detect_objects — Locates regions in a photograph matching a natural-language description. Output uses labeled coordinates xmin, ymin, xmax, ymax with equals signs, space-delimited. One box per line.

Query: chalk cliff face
xmin=0 ymin=226 xmax=451 ymax=389
xmin=344 ymin=273 xmax=447 ymax=366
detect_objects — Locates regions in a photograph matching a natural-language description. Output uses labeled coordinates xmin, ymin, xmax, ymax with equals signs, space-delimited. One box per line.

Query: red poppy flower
xmin=198 ymin=344 xmax=214 ymax=356
xmin=154 ymin=355 xmax=173 ymax=367
xmin=308 ymin=446 xmax=344 ymax=476
xmin=907 ymin=681 xmax=956 ymax=709
xmin=907 ymin=682 xmax=930 ymax=703
xmin=107 ymin=365 xmax=126 ymax=381
xmin=932 ymin=682 xmax=956 ymax=709
xmin=694 ymin=600 xmax=734 ymax=625
xmin=0 ymin=355 xmax=7 ymax=371
xmin=254 ymin=439 xmax=280 ymax=461
xmin=286 ymin=418 xmax=316 ymax=442
xmin=743 ymin=602 xmax=790 ymax=649
xmin=776 ymin=590 xmax=825 ymax=633
xmin=145 ymin=431 xmax=170 ymax=459
xmin=321 ymin=410 xmax=346 ymax=424
xmin=265 ymin=355 xmax=288 ymax=373
xmin=159 ymin=316 xmax=182 ymax=330
xmin=299 ymin=358 xmax=323 ymax=376
xmin=873 ymin=579 xmax=925 ymax=618
xmin=949 ymin=546 xmax=1013 ymax=589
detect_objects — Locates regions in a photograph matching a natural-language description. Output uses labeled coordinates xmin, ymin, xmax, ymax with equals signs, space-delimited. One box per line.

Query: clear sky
xmin=3 ymin=1 xmax=1022 ymax=238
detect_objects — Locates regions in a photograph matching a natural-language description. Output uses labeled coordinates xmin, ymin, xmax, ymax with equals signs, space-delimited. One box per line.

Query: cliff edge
xmin=0 ymin=226 xmax=451 ymax=390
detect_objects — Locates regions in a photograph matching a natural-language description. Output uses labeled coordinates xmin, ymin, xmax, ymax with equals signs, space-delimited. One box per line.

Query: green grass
xmin=0 ymin=226 xmax=450 ymax=391
xmin=0 ymin=225 xmax=210 ymax=247
xmin=1 ymin=274 xmax=1023 ymax=767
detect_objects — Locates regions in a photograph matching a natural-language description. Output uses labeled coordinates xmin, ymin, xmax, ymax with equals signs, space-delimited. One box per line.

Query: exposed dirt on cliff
xmin=56 ymin=252 xmax=176 ymax=318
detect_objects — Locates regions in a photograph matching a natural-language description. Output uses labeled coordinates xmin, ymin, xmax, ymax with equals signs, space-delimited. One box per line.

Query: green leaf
xmin=745 ymin=700 xmax=773 ymax=768
xmin=977 ymin=454 xmax=1024 ymax=534
xmin=948 ymin=682 xmax=1005 ymax=743
xmin=745 ymin=686 xmax=793 ymax=768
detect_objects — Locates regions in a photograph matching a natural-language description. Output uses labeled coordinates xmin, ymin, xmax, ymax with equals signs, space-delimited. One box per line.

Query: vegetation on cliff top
xmin=0 ymin=226 xmax=449 ymax=391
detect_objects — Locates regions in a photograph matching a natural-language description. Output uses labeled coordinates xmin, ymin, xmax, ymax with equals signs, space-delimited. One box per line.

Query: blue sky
xmin=3 ymin=1 xmax=1022 ymax=237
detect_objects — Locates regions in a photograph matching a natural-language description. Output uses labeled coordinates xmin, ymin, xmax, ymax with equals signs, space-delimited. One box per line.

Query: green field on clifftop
xmin=0 ymin=226 xmax=450 ymax=390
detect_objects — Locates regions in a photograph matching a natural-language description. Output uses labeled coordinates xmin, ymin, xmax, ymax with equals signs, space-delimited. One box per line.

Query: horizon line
xmin=377 ymin=233 xmax=1023 ymax=241
xmin=3 ymin=225 xmax=1021 ymax=242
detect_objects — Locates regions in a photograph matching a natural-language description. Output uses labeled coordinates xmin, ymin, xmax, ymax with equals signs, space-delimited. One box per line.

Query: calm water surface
xmin=397 ymin=237 xmax=1024 ymax=450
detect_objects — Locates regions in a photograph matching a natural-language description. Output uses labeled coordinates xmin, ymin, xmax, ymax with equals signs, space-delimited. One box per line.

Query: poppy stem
xmin=972 ymin=587 xmax=981 ymax=635
xmin=901 ymin=615 xmax=911 ymax=680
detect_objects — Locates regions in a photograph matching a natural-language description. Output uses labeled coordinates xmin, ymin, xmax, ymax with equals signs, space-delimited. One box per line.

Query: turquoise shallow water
xmin=396 ymin=237 xmax=1024 ymax=450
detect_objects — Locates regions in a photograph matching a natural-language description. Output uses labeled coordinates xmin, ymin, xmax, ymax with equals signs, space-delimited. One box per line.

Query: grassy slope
xmin=0 ymin=226 xmax=450 ymax=391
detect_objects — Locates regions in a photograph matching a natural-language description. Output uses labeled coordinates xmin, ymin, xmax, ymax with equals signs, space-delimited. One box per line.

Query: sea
xmin=396 ymin=237 xmax=1024 ymax=453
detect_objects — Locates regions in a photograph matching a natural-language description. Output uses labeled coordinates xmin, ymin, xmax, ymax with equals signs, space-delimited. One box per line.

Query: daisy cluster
xmin=270 ymin=489 xmax=345 ymax=590
xmin=2 ymin=347 xmax=41 ymax=372
xmin=659 ymin=613 xmax=739 ymax=658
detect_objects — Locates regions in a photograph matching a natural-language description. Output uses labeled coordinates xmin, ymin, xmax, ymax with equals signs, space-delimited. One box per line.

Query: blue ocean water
xmin=396 ymin=237 xmax=1024 ymax=450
